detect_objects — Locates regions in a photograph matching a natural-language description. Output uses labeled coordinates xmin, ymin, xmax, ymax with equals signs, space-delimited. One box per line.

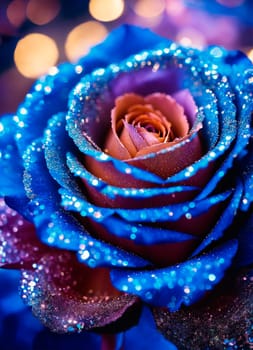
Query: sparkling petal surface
xmin=60 ymin=187 xmax=231 ymax=223
xmin=20 ymin=251 xmax=141 ymax=333
xmin=153 ymin=268 xmax=253 ymax=350
xmin=15 ymin=25 xmax=170 ymax=156
xmin=111 ymin=240 xmax=238 ymax=311
xmin=23 ymin=139 xmax=149 ymax=269
xmin=0 ymin=199 xmax=46 ymax=268
xmin=0 ymin=115 xmax=25 ymax=197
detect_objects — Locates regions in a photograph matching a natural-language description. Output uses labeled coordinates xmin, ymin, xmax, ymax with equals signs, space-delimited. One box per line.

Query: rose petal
xmin=67 ymin=151 xmax=199 ymax=208
xmin=110 ymin=240 xmax=238 ymax=311
xmin=104 ymin=94 xmax=144 ymax=159
xmin=145 ymin=92 xmax=190 ymax=137
xmin=60 ymin=187 xmax=231 ymax=225
xmin=21 ymin=251 xmax=141 ymax=333
xmin=172 ymin=89 xmax=198 ymax=126
xmin=191 ymin=182 xmax=243 ymax=257
xmin=104 ymin=92 xmax=192 ymax=160
xmin=0 ymin=199 xmax=46 ymax=268
xmin=0 ymin=115 xmax=25 ymax=197
xmin=153 ymin=268 xmax=253 ymax=350
xmin=84 ymin=154 xmax=164 ymax=188
xmin=84 ymin=218 xmax=197 ymax=267
xmin=120 ymin=121 xmax=150 ymax=155
xmin=24 ymin=136 xmax=149 ymax=269
xmin=127 ymin=126 xmax=204 ymax=179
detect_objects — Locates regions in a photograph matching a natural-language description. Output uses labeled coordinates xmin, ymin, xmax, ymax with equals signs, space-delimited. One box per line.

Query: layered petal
xmin=0 ymin=199 xmax=46 ymax=268
xmin=111 ymin=241 xmax=238 ymax=311
xmin=20 ymin=251 xmax=141 ymax=333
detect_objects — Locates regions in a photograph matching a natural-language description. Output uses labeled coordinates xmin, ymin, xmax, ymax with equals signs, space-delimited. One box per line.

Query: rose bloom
xmin=0 ymin=25 xmax=253 ymax=350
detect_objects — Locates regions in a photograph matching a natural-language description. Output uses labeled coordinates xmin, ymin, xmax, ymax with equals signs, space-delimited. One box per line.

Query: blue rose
xmin=0 ymin=25 xmax=253 ymax=349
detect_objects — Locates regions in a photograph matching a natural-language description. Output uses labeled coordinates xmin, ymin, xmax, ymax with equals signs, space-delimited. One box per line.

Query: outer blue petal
xmin=60 ymin=186 xmax=231 ymax=223
xmin=0 ymin=115 xmax=25 ymax=197
xmin=43 ymin=112 xmax=82 ymax=197
xmin=239 ymin=139 xmax=253 ymax=211
xmin=66 ymin=152 xmax=198 ymax=200
xmin=100 ymin=216 xmax=196 ymax=245
xmin=23 ymin=140 xmax=149 ymax=269
xmin=79 ymin=24 xmax=170 ymax=68
xmin=111 ymin=240 xmax=238 ymax=311
xmin=191 ymin=181 xmax=243 ymax=256
xmin=0 ymin=268 xmax=101 ymax=350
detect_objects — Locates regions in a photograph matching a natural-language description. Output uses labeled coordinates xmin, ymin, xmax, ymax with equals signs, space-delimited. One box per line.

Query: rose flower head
xmin=0 ymin=25 xmax=253 ymax=349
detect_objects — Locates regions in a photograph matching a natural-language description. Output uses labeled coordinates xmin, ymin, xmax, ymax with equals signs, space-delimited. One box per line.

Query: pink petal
xmin=172 ymin=89 xmax=198 ymax=125
xmin=121 ymin=121 xmax=149 ymax=154
xmin=145 ymin=92 xmax=190 ymax=137
xmin=21 ymin=251 xmax=141 ymax=333
xmin=104 ymin=93 xmax=144 ymax=159
xmin=0 ymin=199 xmax=47 ymax=268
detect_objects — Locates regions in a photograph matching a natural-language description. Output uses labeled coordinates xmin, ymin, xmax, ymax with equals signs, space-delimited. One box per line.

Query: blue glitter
xmin=66 ymin=152 xmax=198 ymax=199
xmin=111 ymin=240 xmax=238 ymax=311
xmin=23 ymin=139 xmax=149 ymax=269
xmin=191 ymin=181 xmax=243 ymax=256
xmin=60 ymin=186 xmax=231 ymax=224
xmin=98 ymin=216 xmax=196 ymax=245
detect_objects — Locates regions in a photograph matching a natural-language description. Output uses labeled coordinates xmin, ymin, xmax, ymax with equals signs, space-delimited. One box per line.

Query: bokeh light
xmin=14 ymin=33 xmax=59 ymax=78
xmin=166 ymin=0 xmax=185 ymax=17
xmin=134 ymin=0 xmax=166 ymax=19
xmin=26 ymin=0 xmax=61 ymax=26
xmin=176 ymin=27 xmax=206 ymax=49
xmin=247 ymin=48 xmax=253 ymax=63
xmin=65 ymin=21 xmax=108 ymax=62
xmin=89 ymin=0 xmax=125 ymax=22
xmin=7 ymin=0 xmax=27 ymax=27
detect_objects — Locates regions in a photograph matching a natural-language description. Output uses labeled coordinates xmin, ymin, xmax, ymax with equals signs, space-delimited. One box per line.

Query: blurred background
xmin=1 ymin=0 xmax=253 ymax=114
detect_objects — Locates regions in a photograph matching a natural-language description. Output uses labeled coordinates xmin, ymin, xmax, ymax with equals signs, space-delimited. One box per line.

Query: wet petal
xmin=20 ymin=252 xmax=141 ymax=333
xmin=0 ymin=199 xmax=46 ymax=268
xmin=0 ymin=115 xmax=25 ymax=197
xmin=111 ymin=240 xmax=238 ymax=311
xmin=153 ymin=268 xmax=253 ymax=350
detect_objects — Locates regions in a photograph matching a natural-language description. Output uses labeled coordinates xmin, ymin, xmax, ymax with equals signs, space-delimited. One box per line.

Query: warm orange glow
xmin=89 ymin=0 xmax=125 ymax=22
xmin=7 ymin=0 xmax=27 ymax=27
xmin=65 ymin=21 xmax=108 ymax=62
xmin=14 ymin=33 xmax=59 ymax=79
xmin=134 ymin=0 xmax=165 ymax=18
xmin=247 ymin=48 xmax=253 ymax=63
xmin=26 ymin=0 xmax=60 ymax=25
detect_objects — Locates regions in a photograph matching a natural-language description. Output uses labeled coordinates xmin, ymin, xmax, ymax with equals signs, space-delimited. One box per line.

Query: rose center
xmin=119 ymin=104 xmax=176 ymax=148
xmin=104 ymin=92 xmax=190 ymax=160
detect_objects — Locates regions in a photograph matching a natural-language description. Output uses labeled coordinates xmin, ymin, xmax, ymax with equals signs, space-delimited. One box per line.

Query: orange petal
xmin=145 ymin=92 xmax=190 ymax=137
xmin=104 ymin=93 xmax=144 ymax=159
xmin=128 ymin=126 xmax=203 ymax=179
